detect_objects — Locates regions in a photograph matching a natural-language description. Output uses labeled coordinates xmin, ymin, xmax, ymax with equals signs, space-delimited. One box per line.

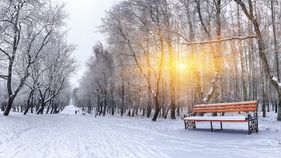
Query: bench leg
xmin=186 ymin=120 xmax=196 ymax=129
xmin=248 ymin=113 xmax=259 ymax=135
xmin=248 ymin=121 xmax=252 ymax=135
xmin=220 ymin=122 xmax=223 ymax=130
xmin=255 ymin=112 xmax=259 ymax=133
xmin=210 ymin=122 xmax=213 ymax=132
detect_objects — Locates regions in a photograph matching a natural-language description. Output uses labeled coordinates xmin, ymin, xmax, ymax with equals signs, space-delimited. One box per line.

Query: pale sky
xmin=57 ymin=0 xmax=118 ymax=87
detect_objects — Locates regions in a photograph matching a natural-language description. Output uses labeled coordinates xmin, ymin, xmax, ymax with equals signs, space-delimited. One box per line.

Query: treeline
xmin=0 ymin=0 xmax=76 ymax=116
xmin=75 ymin=0 xmax=281 ymax=121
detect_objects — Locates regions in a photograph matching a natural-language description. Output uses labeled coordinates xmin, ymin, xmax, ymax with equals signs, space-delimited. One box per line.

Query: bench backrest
xmin=192 ymin=101 xmax=257 ymax=113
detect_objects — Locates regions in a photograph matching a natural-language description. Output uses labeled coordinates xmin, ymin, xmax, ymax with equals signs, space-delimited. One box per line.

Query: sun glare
xmin=179 ymin=63 xmax=187 ymax=71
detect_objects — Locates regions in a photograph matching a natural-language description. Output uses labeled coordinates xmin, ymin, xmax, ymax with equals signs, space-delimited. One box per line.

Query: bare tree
xmin=235 ymin=0 xmax=281 ymax=120
xmin=0 ymin=0 xmax=66 ymax=116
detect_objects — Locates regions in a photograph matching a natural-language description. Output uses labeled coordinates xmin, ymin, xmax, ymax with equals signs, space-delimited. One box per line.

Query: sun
xmin=179 ymin=63 xmax=187 ymax=71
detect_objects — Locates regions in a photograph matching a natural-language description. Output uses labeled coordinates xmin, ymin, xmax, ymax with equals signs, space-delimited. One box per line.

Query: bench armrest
xmin=183 ymin=113 xmax=195 ymax=119
xmin=247 ymin=112 xmax=258 ymax=120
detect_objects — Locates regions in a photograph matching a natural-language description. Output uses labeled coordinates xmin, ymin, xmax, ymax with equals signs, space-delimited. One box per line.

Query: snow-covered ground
xmin=0 ymin=105 xmax=281 ymax=158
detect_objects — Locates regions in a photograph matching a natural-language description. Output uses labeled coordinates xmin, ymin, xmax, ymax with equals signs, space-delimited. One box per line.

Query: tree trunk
xmin=121 ymin=79 xmax=125 ymax=116
xmin=103 ymin=92 xmax=106 ymax=116
xmin=37 ymin=102 xmax=45 ymax=114
xmin=278 ymin=94 xmax=281 ymax=120
xmin=237 ymin=6 xmax=248 ymax=101
xmin=151 ymin=30 xmax=164 ymax=121
xmin=271 ymin=0 xmax=280 ymax=82
xmin=199 ymin=0 xmax=222 ymax=104
xmin=167 ymin=38 xmax=176 ymax=119
xmin=146 ymin=96 xmax=151 ymax=117
xmin=262 ymin=69 xmax=266 ymax=117
xmin=46 ymin=104 xmax=50 ymax=114
xmin=3 ymin=97 xmax=14 ymax=116
xmin=152 ymin=98 xmax=161 ymax=121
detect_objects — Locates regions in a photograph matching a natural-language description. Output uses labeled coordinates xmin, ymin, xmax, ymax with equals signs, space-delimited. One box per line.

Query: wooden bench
xmin=183 ymin=101 xmax=259 ymax=134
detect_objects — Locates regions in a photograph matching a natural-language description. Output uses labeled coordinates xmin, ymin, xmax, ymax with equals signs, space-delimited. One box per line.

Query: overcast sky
xmin=57 ymin=0 xmax=118 ymax=87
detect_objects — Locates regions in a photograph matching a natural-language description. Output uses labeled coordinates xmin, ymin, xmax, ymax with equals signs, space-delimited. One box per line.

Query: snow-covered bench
xmin=184 ymin=101 xmax=259 ymax=134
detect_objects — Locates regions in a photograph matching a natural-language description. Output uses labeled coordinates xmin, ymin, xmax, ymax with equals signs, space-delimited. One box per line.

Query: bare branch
xmin=0 ymin=47 xmax=10 ymax=59
xmin=0 ymin=74 xmax=8 ymax=80
xmin=183 ymin=36 xmax=257 ymax=46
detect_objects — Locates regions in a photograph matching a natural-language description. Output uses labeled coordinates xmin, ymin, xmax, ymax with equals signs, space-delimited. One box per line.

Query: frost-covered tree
xmin=75 ymin=0 xmax=281 ymax=121
xmin=0 ymin=0 xmax=68 ymax=116
xmin=75 ymin=42 xmax=114 ymax=115
xmin=0 ymin=0 xmax=75 ymax=116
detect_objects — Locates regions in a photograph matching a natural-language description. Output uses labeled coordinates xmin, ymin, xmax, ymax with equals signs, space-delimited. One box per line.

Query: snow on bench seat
xmin=184 ymin=116 xmax=247 ymax=122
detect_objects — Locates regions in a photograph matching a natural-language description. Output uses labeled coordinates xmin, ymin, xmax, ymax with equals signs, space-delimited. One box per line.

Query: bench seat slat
xmin=193 ymin=105 xmax=256 ymax=109
xmin=193 ymin=108 xmax=257 ymax=113
xmin=194 ymin=101 xmax=257 ymax=107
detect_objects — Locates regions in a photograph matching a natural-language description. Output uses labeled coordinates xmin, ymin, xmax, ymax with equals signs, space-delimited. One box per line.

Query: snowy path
xmin=1 ymin=107 xmax=281 ymax=158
